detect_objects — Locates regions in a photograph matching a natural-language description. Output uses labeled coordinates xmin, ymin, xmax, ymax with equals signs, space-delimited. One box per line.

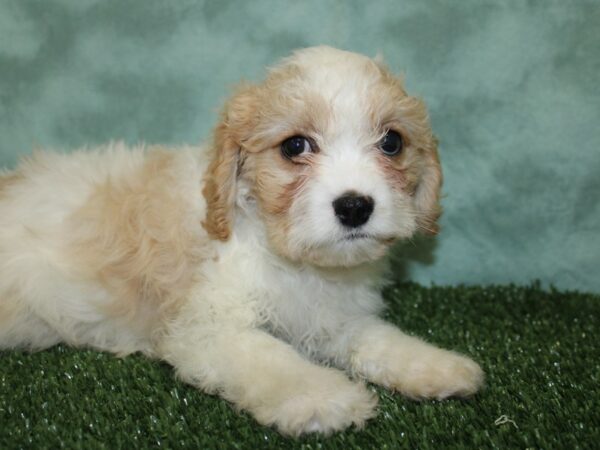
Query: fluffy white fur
xmin=0 ymin=47 xmax=483 ymax=436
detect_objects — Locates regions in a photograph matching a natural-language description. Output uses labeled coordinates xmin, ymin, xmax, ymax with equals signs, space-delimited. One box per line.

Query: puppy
xmin=0 ymin=46 xmax=483 ymax=435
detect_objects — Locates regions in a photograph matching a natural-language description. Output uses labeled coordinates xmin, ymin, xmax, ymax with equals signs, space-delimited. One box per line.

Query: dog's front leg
xmin=159 ymin=324 xmax=377 ymax=435
xmin=327 ymin=317 xmax=484 ymax=400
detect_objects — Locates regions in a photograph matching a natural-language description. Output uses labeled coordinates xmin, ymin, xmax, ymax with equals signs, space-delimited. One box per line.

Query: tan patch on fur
xmin=269 ymin=176 xmax=309 ymax=216
xmin=374 ymin=152 xmax=411 ymax=192
xmin=202 ymin=121 xmax=240 ymax=241
xmin=367 ymin=75 xmax=442 ymax=235
xmin=249 ymin=149 xmax=312 ymax=216
xmin=374 ymin=144 xmax=441 ymax=235
xmin=0 ymin=172 xmax=23 ymax=197
xmin=69 ymin=150 xmax=208 ymax=326
xmin=414 ymin=145 xmax=442 ymax=235
xmin=202 ymin=84 xmax=262 ymax=241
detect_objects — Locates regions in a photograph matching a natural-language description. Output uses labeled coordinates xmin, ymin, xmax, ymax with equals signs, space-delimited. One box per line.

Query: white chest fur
xmin=194 ymin=209 xmax=386 ymax=360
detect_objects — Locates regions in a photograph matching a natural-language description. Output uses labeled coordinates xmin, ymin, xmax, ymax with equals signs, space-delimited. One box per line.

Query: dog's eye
xmin=379 ymin=130 xmax=404 ymax=156
xmin=281 ymin=136 xmax=312 ymax=159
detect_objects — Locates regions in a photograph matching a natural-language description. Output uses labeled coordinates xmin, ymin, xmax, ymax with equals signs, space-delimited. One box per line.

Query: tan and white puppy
xmin=0 ymin=47 xmax=483 ymax=435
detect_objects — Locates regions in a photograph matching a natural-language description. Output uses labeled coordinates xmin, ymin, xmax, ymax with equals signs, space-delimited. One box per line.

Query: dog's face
xmin=203 ymin=47 xmax=442 ymax=267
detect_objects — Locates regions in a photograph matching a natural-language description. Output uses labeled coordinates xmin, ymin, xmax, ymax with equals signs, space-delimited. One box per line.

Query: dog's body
xmin=0 ymin=47 xmax=483 ymax=435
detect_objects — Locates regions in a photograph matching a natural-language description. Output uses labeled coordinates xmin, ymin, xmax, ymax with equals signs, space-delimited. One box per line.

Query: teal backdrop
xmin=1 ymin=0 xmax=599 ymax=293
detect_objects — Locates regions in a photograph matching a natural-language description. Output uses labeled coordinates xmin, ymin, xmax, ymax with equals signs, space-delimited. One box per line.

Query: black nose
xmin=332 ymin=193 xmax=374 ymax=228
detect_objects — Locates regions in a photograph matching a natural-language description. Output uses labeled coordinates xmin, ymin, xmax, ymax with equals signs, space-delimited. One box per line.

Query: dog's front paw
xmin=350 ymin=325 xmax=484 ymax=400
xmin=252 ymin=371 xmax=378 ymax=436
xmin=376 ymin=350 xmax=484 ymax=400
xmin=399 ymin=351 xmax=484 ymax=399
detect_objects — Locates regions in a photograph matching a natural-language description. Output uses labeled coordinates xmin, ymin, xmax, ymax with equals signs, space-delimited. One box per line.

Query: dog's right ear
xmin=202 ymin=84 xmax=259 ymax=240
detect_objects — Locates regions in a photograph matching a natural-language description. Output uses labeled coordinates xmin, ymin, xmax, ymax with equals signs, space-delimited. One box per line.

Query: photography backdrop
xmin=1 ymin=0 xmax=598 ymax=293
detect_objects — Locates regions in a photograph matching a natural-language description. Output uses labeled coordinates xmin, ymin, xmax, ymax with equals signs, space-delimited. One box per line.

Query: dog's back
xmin=0 ymin=144 xmax=209 ymax=354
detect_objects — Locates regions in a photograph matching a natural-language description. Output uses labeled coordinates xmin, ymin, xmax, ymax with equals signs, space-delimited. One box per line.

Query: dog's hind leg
xmin=0 ymin=290 xmax=60 ymax=351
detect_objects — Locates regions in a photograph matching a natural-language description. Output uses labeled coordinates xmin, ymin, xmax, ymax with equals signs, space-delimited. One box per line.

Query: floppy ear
xmin=202 ymin=85 xmax=259 ymax=240
xmin=414 ymin=138 xmax=443 ymax=235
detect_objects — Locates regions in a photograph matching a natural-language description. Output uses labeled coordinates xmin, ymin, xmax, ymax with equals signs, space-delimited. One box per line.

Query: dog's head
xmin=203 ymin=46 xmax=442 ymax=267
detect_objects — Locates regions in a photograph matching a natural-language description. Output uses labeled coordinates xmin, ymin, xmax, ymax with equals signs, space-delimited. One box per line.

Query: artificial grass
xmin=1 ymin=283 xmax=598 ymax=449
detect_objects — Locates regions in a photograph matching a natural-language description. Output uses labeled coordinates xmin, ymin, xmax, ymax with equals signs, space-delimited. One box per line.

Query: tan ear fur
xmin=414 ymin=138 xmax=443 ymax=235
xmin=202 ymin=85 xmax=259 ymax=240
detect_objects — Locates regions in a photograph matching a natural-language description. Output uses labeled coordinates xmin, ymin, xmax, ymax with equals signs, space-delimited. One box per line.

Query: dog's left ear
xmin=202 ymin=84 xmax=259 ymax=240
xmin=414 ymin=137 xmax=443 ymax=235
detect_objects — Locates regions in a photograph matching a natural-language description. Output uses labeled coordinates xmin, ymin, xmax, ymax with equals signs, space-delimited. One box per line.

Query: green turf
xmin=1 ymin=283 xmax=598 ymax=449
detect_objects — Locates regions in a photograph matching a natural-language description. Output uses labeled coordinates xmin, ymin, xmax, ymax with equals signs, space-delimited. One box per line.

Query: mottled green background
xmin=1 ymin=0 xmax=599 ymax=292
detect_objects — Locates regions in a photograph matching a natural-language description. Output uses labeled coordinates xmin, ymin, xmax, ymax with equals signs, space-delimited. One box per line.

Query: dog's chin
xmin=292 ymin=236 xmax=393 ymax=268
